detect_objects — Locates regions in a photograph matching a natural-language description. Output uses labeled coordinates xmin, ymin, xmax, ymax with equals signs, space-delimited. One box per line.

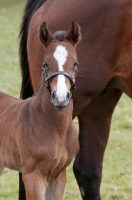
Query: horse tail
xmin=19 ymin=0 xmax=47 ymax=99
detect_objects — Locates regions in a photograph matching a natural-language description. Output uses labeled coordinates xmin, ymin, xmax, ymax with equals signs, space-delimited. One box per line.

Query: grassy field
xmin=0 ymin=1 xmax=132 ymax=200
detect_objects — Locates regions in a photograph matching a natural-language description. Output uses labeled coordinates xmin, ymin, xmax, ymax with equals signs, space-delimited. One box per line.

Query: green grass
xmin=0 ymin=1 xmax=132 ymax=200
xmin=101 ymin=95 xmax=132 ymax=200
xmin=0 ymin=1 xmax=23 ymax=97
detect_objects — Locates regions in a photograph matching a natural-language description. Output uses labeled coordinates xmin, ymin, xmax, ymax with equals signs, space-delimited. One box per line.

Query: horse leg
xmin=22 ymin=171 xmax=47 ymax=200
xmin=19 ymin=173 xmax=26 ymax=200
xmin=73 ymin=89 xmax=122 ymax=200
xmin=45 ymin=169 xmax=66 ymax=200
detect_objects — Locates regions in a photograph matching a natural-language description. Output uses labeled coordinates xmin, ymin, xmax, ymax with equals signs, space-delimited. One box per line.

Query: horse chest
xmin=33 ymin=128 xmax=78 ymax=178
xmin=48 ymin=147 xmax=72 ymax=178
xmin=51 ymin=130 xmax=79 ymax=176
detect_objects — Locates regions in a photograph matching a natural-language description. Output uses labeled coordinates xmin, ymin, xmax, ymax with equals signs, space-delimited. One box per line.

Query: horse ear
xmin=39 ymin=21 xmax=53 ymax=46
xmin=66 ymin=21 xmax=81 ymax=45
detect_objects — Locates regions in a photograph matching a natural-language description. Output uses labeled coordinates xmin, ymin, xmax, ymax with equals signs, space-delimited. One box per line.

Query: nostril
xmin=52 ymin=91 xmax=57 ymax=100
xmin=66 ymin=92 xmax=70 ymax=101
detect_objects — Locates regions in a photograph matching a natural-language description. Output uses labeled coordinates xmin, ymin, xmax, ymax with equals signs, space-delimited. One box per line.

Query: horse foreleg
xmin=73 ymin=89 xmax=122 ymax=200
xmin=45 ymin=169 xmax=66 ymax=200
xmin=22 ymin=171 xmax=47 ymax=200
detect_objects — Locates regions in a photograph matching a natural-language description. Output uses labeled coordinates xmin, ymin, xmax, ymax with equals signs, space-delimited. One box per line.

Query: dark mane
xmin=53 ymin=31 xmax=67 ymax=41
xmin=19 ymin=0 xmax=47 ymax=99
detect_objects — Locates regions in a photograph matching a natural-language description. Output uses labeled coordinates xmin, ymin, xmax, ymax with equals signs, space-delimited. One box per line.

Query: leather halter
xmin=42 ymin=62 xmax=78 ymax=98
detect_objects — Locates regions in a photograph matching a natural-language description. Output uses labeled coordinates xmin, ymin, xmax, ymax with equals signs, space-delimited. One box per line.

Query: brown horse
xmin=19 ymin=0 xmax=132 ymax=199
xmin=0 ymin=21 xmax=80 ymax=200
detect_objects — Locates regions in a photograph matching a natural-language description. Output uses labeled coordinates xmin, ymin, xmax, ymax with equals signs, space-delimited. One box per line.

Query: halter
xmin=42 ymin=62 xmax=78 ymax=98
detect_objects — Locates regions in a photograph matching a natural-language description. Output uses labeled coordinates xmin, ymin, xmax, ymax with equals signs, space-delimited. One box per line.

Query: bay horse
xmin=19 ymin=0 xmax=132 ymax=199
xmin=0 ymin=21 xmax=80 ymax=200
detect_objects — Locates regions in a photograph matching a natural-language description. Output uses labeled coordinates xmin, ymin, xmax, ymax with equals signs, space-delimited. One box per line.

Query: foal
xmin=0 ymin=21 xmax=81 ymax=200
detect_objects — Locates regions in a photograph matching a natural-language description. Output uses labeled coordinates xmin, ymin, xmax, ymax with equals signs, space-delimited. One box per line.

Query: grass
xmin=0 ymin=1 xmax=132 ymax=200
xmin=101 ymin=96 xmax=132 ymax=200
xmin=0 ymin=1 xmax=23 ymax=97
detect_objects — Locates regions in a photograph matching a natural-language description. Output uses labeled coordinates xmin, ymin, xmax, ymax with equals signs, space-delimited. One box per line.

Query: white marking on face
xmin=53 ymin=45 xmax=69 ymax=102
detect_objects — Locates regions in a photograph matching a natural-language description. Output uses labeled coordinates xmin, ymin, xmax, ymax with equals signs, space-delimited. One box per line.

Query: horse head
xmin=39 ymin=21 xmax=81 ymax=109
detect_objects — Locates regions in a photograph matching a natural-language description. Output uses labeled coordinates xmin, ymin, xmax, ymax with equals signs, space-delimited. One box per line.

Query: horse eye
xmin=74 ymin=62 xmax=79 ymax=67
xmin=44 ymin=63 xmax=48 ymax=69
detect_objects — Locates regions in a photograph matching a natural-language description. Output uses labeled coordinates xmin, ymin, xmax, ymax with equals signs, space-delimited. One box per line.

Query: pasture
xmin=0 ymin=1 xmax=132 ymax=199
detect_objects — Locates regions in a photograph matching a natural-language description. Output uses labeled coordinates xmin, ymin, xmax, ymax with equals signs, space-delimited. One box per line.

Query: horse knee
xmin=73 ymin=163 xmax=101 ymax=199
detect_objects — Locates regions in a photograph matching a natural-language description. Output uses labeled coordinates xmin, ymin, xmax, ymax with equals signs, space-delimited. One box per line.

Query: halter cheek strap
xmin=42 ymin=63 xmax=78 ymax=98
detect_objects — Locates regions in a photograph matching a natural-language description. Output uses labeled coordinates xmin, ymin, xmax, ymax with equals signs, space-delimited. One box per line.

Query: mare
xmin=0 ymin=21 xmax=80 ymax=200
xmin=19 ymin=0 xmax=132 ymax=199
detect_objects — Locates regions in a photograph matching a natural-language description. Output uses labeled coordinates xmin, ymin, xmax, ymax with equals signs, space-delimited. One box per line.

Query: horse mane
xmin=53 ymin=31 xmax=67 ymax=41
xmin=19 ymin=0 xmax=47 ymax=99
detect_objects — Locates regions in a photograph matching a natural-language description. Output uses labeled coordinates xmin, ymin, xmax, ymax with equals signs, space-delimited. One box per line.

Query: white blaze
xmin=53 ymin=45 xmax=68 ymax=102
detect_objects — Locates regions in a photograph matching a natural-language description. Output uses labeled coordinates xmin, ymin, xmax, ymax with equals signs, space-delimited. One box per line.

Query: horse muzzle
xmin=51 ymin=91 xmax=71 ymax=109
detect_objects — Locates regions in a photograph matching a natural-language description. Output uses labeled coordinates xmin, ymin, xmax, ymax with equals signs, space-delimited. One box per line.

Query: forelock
xmin=53 ymin=31 xmax=67 ymax=41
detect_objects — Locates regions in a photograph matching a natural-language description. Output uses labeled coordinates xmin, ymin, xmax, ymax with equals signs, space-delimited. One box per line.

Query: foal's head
xmin=39 ymin=21 xmax=81 ymax=109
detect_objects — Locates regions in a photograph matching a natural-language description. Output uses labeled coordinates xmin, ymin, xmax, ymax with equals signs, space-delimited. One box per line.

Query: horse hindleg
xmin=19 ymin=173 xmax=26 ymax=200
xmin=73 ymin=89 xmax=122 ymax=200
xmin=45 ymin=169 xmax=66 ymax=200
xmin=22 ymin=171 xmax=47 ymax=200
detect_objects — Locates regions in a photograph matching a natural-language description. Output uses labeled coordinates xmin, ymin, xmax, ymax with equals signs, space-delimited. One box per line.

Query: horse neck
xmin=33 ymin=75 xmax=73 ymax=132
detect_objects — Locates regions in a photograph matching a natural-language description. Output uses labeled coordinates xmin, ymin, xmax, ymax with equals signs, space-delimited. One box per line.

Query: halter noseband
xmin=42 ymin=62 xmax=78 ymax=98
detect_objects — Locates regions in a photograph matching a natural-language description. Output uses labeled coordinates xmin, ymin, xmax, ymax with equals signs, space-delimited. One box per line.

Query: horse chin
xmin=52 ymin=99 xmax=71 ymax=110
xmin=55 ymin=104 xmax=68 ymax=110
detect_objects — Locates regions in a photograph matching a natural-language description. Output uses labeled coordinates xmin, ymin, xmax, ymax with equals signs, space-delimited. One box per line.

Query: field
xmin=0 ymin=1 xmax=132 ymax=200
